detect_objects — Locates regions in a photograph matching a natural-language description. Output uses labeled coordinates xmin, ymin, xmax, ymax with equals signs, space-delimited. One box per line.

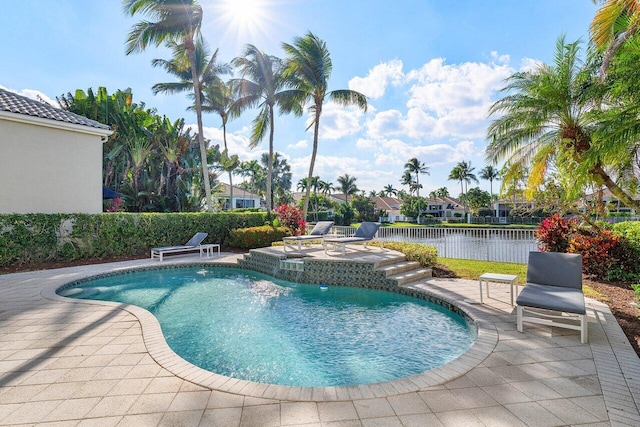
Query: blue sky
xmin=0 ymin=0 xmax=597 ymax=197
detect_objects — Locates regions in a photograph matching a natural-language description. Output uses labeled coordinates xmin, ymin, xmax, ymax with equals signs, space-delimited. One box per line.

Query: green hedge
xmin=0 ymin=212 xmax=268 ymax=267
xmin=382 ymin=241 xmax=438 ymax=268
xmin=613 ymin=221 xmax=640 ymax=248
xmin=227 ymin=226 xmax=291 ymax=249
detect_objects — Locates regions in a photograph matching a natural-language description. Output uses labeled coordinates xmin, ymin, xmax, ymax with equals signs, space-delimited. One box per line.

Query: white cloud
xmin=520 ymin=57 xmax=543 ymax=72
xmin=287 ymin=139 xmax=308 ymax=149
xmin=316 ymin=102 xmax=365 ymax=140
xmin=348 ymin=59 xmax=404 ymax=99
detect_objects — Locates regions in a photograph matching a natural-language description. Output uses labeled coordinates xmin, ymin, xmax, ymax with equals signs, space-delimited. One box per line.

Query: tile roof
xmin=0 ymin=88 xmax=110 ymax=131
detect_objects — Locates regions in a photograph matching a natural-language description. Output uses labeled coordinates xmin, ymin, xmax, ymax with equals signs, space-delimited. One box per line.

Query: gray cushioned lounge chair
xmin=324 ymin=222 xmax=382 ymax=256
xmin=151 ymin=232 xmax=208 ymax=261
xmin=516 ymin=252 xmax=588 ymax=343
xmin=282 ymin=221 xmax=335 ymax=252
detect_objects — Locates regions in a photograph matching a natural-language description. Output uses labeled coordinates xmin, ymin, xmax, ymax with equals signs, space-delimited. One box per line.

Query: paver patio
xmin=0 ymin=250 xmax=639 ymax=426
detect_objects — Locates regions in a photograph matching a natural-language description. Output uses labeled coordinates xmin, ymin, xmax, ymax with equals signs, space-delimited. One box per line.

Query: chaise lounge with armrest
xmin=516 ymin=251 xmax=588 ymax=343
xmin=283 ymin=221 xmax=335 ymax=252
xmin=324 ymin=222 xmax=383 ymax=256
xmin=151 ymin=232 xmax=209 ymax=261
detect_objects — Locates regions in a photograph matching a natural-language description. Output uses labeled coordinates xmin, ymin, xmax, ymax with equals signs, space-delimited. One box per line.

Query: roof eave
xmin=0 ymin=110 xmax=113 ymax=141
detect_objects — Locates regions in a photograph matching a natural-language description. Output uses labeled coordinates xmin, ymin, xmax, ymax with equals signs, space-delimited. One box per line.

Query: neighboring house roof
xmin=216 ymin=182 xmax=261 ymax=199
xmin=0 ymin=88 xmax=111 ymax=131
xmin=371 ymin=196 xmax=403 ymax=213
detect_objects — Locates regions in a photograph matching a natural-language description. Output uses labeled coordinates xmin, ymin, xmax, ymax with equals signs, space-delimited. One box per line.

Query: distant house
xmin=371 ymin=196 xmax=405 ymax=222
xmin=423 ymin=196 xmax=465 ymax=219
xmin=578 ymin=188 xmax=639 ymax=215
xmin=0 ymin=88 xmax=112 ymax=214
xmin=495 ymin=198 xmax=535 ymax=217
xmin=216 ymin=183 xmax=261 ymax=210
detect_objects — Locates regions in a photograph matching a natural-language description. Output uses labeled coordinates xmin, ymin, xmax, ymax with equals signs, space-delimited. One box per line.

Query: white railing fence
xmin=333 ymin=226 xmax=538 ymax=264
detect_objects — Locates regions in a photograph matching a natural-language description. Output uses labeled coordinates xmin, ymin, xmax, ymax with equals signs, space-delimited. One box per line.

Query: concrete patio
xmin=0 ymin=249 xmax=639 ymax=426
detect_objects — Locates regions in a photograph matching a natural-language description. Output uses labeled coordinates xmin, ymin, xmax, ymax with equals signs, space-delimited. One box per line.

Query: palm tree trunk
xmin=591 ymin=164 xmax=640 ymax=211
xmin=267 ymin=106 xmax=275 ymax=212
xmin=303 ymin=106 xmax=322 ymax=221
xmin=223 ymin=121 xmax=233 ymax=211
xmin=188 ymin=49 xmax=212 ymax=213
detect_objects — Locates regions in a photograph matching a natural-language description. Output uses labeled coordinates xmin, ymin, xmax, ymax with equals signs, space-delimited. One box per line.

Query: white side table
xmin=479 ymin=273 xmax=519 ymax=306
xmin=199 ymin=244 xmax=220 ymax=258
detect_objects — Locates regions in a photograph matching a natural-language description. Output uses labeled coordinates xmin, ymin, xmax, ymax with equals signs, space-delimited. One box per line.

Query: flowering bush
xmin=534 ymin=213 xmax=578 ymax=252
xmin=273 ymin=204 xmax=306 ymax=236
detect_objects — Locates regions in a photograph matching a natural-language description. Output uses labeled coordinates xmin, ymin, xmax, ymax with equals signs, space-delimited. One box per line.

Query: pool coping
xmin=42 ymin=262 xmax=498 ymax=402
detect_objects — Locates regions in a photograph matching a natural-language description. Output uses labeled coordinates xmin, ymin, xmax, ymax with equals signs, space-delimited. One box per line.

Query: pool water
xmin=62 ymin=267 xmax=476 ymax=387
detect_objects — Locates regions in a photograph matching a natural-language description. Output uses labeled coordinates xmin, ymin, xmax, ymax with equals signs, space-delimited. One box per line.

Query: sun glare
xmin=219 ymin=0 xmax=267 ymax=33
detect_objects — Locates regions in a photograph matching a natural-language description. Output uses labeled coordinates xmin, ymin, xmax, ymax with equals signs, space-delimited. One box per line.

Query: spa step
xmin=373 ymin=254 xmax=409 ymax=268
xmin=377 ymin=261 xmax=422 ymax=277
xmin=388 ymin=268 xmax=433 ymax=286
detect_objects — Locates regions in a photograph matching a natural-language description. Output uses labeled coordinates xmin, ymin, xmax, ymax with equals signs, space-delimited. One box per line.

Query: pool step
xmin=387 ymin=267 xmax=433 ymax=286
xmin=377 ymin=260 xmax=422 ymax=277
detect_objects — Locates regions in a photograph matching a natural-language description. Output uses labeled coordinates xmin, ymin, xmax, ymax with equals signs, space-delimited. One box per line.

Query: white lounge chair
xmin=324 ymin=222 xmax=382 ymax=256
xmin=151 ymin=232 xmax=208 ymax=261
xmin=516 ymin=252 xmax=588 ymax=343
xmin=283 ymin=221 xmax=335 ymax=252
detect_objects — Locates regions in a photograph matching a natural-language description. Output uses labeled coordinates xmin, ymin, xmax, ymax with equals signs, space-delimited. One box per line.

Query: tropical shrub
xmin=382 ymin=242 xmax=438 ymax=268
xmin=534 ymin=213 xmax=578 ymax=252
xmin=227 ymin=226 xmax=291 ymax=249
xmin=568 ymin=230 xmax=620 ymax=276
xmin=335 ymin=203 xmax=355 ymax=226
xmin=273 ymin=204 xmax=305 ymax=236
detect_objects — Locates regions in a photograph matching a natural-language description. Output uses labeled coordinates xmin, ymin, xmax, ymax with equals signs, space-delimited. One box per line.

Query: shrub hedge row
xmin=0 ymin=212 xmax=268 ymax=267
xmin=227 ymin=226 xmax=291 ymax=249
xmin=382 ymin=241 xmax=438 ymax=268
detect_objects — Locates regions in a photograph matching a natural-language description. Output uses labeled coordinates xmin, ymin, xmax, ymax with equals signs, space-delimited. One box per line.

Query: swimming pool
xmin=60 ymin=267 xmax=476 ymax=387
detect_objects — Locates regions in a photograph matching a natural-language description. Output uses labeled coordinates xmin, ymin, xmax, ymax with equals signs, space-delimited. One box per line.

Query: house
xmin=0 ymin=88 xmax=112 ymax=214
xmin=216 ymin=183 xmax=261 ymax=210
xmin=423 ymin=196 xmax=465 ymax=219
xmin=371 ymin=196 xmax=405 ymax=222
xmin=578 ymin=187 xmax=639 ymax=215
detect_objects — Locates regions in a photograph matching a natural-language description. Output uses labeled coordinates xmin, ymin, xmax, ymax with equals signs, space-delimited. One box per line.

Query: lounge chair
xmin=324 ymin=222 xmax=382 ymax=256
xmin=151 ymin=232 xmax=208 ymax=261
xmin=516 ymin=251 xmax=588 ymax=343
xmin=283 ymin=221 xmax=335 ymax=252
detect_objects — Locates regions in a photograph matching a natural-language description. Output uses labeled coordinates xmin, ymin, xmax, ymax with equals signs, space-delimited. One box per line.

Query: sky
xmin=0 ymin=0 xmax=598 ymax=198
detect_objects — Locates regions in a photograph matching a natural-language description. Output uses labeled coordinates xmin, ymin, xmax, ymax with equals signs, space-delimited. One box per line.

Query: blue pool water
xmin=61 ymin=267 xmax=476 ymax=387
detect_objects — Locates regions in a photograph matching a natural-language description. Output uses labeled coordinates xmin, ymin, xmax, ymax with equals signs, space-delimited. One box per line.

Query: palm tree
xmin=124 ymin=0 xmax=214 ymax=211
xmin=282 ymin=32 xmax=368 ymax=220
xmin=241 ymin=160 xmax=262 ymax=206
xmin=591 ymin=0 xmax=640 ymax=79
xmin=382 ymin=184 xmax=397 ymax=197
xmin=480 ymin=165 xmax=501 ymax=216
xmin=403 ymin=158 xmax=429 ymax=221
xmin=231 ymin=44 xmax=298 ymax=213
xmin=336 ymin=174 xmax=358 ymax=204
xmin=435 ymin=187 xmax=450 ymax=198
xmin=486 ymin=36 xmax=640 ymax=211
xmin=448 ymin=161 xmax=477 ymax=214
xmin=318 ymin=179 xmax=334 ymax=196
xmin=199 ymin=79 xmax=237 ymax=208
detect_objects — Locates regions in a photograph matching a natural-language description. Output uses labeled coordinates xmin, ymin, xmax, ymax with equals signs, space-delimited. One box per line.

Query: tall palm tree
xmin=435 ymin=187 xmax=450 ymax=198
xmin=486 ymin=36 xmax=640 ymax=211
xmin=199 ymin=79 xmax=237 ymax=208
xmin=231 ymin=44 xmax=298 ymax=213
xmin=123 ymin=0 xmax=214 ymax=211
xmin=591 ymin=0 xmax=640 ymax=79
xmin=480 ymin=165 xmax=501 ymax=216
xmin=282 ymin=32 xmax=368 ymax=220
xmin=336 ymin=174 xmax=358 ymax=204
xmin=403 ymin=158 xmax=429 ymax=221
xmin=448 ymin=161 xmax=477 ymax=214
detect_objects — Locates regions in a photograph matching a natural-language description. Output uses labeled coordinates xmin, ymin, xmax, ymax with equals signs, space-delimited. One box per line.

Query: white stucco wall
xmin=0 ymin=119 xmax=105 ymax=214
